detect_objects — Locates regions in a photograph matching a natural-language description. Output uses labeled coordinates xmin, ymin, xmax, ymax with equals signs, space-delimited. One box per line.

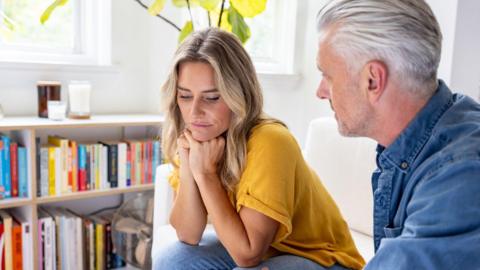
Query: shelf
xmin=0 ymin=114 xmax=164 ymax=130
xmin=0 ymin=197 xmax=33 ymax=209
xmin=35 ymin=183 xmax=155 ymax=204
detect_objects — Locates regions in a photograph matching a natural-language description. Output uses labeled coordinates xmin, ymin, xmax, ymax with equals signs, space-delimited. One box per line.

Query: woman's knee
xmin=152 ymin=240 xmax=198 ymax=270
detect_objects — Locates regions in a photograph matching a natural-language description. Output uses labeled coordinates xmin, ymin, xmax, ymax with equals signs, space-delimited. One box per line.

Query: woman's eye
xmin=205 ymin=96 xmax=220 ymax=101
xmin=178 ymin=95 xmax=192 ymax=99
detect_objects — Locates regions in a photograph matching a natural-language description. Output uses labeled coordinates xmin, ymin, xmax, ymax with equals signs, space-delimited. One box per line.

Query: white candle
xmin=68 ymin=81 xmax=91 ymax=118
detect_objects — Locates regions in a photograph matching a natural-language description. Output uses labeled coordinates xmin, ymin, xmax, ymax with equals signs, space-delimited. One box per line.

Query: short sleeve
xmin=235 ymin=124 xmax=301 ymax=243
xmin=168 ymin=167 xmax=180 ymax=192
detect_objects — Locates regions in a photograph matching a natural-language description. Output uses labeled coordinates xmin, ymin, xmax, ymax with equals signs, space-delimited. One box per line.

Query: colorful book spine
xmin=0 ymin=141 xmax=4 ymax=197
xmin=39 ymin=147 xmax=49 ymax=197
xmin=9 ymin=142 xmax=18 ymax=198
xmin=78 ymin=145 xmax=87 ymax=191
xmin=2 ymin=135 xmax=11 ymax=198
xmin=70 ymin=141 xmax=78 ymax=193
xmin=11 ymin=219 xmax=23 ymax=270
xmin=17 ymin=146 xmax=28 ymax=198
xmin=48 ymin=147 xmax=56 ymax=196
xmin=35 ymin=137 xmax=41 ymax=197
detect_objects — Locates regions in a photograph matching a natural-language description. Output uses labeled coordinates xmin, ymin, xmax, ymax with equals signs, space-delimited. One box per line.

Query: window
xmin=184 ymin=0 xmax=298 ymax=75
xmin=0 ymin=0 xmax=111 ymax=66
xmin=244 ymin=0 xmax=297 ymax=75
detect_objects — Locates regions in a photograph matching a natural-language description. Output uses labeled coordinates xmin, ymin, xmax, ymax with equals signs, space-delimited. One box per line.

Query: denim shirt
xmin=364 ymin=81 xmax=480 ymax=270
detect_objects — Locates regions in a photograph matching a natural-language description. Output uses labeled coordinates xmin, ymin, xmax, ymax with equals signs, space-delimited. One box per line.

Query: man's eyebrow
xmin=177 ymin=86 xmax=218 ymax=93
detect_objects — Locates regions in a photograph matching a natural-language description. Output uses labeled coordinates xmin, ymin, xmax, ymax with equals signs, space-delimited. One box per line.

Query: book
xmin=11 ymin=218 xmax=22 ymax=270
xmin=0 ymin=210 xmax=13 ymax=270
xmin=117 ymin=143 xmax=127 ymax=188
xmin=9 ymin=142 xmax=18 ymax=198
xmin=35 ymin=137 xmax=41 ymax=197
xmin=1 ymin=135 xmax=11 ymax=198
xmin=47 ymin=147 xmax=56 ymax=196
xmin=99 ymin=141 xmax=118 ymax=189
xmin=11 ymin=212 xmax=32 ymax=270
xmin=39 ymin=147 xmax=49 ymax=197
xmin=48 ymin=136 xmax=70 ymax=194
xmin=17 ymin=146 xmax=28 ymax=198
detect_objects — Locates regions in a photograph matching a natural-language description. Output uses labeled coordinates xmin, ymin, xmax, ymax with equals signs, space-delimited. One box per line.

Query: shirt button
xmin=400 ymin=161 xmax=408 ymax=169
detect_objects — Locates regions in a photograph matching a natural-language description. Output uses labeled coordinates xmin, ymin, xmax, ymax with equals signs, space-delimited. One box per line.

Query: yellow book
xmin=94 ymin=219 xmax=105 ymax=270
xmin=48 ymin=147 xmax=56 ymax=196
xmin=48 ymin=136 xmax=70 ymax=194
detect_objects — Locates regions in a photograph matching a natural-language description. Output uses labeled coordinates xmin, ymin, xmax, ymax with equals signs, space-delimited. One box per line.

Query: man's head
xmin=315 ymin=0 xmax=442 ymax=138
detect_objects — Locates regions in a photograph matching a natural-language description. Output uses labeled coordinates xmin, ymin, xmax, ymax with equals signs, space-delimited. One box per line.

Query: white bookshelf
xmin=0 ymin=114 xmax=163 ymax=270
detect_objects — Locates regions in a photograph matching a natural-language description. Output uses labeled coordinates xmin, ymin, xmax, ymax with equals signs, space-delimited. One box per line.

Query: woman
xmin=153 ymin=28 xmax=365 ymax=270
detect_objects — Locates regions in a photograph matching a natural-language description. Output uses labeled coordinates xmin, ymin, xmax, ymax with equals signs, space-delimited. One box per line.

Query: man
xmin=316 ymin=0 xmax=480 ymax=269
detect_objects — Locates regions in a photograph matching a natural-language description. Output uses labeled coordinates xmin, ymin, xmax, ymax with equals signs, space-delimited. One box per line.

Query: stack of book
xmin=0 ymin=134 xmax=29 ymax=200
xmin=38 ymin=207 xmax=126 ymax=270
xmin=36 ymin=136 xmax=162 ymax=197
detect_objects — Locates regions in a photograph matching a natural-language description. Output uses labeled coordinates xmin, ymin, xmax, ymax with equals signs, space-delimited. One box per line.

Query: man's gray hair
xmin=317 ymin=0 xmax=442 ymax=97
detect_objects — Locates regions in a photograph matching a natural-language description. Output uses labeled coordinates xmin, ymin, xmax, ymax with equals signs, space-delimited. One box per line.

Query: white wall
xmin=0 ymin=0 xmax=179 ymax=116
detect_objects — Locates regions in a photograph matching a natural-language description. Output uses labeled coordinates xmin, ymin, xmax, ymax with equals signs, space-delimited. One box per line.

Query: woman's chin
xmin=191 ymin=131 xmax=215 ymax=142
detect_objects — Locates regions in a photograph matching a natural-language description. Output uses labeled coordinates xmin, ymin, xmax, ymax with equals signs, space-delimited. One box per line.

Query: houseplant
xmin=41 ymin=0 xmax=268 ymax=43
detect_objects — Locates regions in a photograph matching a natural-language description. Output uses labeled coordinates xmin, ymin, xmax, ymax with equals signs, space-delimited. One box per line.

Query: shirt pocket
xmin=384 ymin=225 xmax=403 ymax=238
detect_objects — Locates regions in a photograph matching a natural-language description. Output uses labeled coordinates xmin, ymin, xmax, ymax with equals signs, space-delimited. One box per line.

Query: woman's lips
xmin=191 ymin=122 xmax=212 ymax=128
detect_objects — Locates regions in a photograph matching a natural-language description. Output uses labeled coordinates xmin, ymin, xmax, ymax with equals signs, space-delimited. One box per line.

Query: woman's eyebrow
xmin=177 ymin=86 xmax=218 ymax=93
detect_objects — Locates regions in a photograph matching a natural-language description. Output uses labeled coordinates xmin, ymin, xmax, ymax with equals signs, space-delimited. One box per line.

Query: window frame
xmin=0 ymin=0 xmax=111 ymax=66
xmin=249 ymin=0 xmax=298 ymax=75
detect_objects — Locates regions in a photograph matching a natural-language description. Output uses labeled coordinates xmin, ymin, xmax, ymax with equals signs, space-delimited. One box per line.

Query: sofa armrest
xmin=153 ymin=164 xmax=174 ymax=233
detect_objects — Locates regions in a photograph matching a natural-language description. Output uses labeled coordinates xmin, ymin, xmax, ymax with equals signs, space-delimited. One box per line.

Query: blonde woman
xmin=152 ymin=28 xmax=364 ymax=270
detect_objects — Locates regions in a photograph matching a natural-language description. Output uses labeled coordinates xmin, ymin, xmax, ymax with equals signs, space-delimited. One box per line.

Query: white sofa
xmin=152 ymin=117 xmax=377 ymax=263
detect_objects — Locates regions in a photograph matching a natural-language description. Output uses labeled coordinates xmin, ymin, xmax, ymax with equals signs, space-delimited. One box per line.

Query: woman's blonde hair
xmin=161 ymin=28 xmax=283 ymax=192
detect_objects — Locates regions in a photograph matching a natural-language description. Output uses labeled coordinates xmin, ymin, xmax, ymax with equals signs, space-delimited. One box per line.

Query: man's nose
xmin=316 ymin=78 xmax=330 ymax=100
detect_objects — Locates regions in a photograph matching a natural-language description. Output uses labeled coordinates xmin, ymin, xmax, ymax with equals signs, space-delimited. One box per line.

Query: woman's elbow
xmin=232 ymin=253 xmax=263 ymax=268
xmin=177 ymin=233 xmax=201 ymax=246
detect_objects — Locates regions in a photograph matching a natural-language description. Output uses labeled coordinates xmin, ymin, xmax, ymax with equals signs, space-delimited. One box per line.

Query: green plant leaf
xmin=198 ymin=0 xmax=220 ymax=11
xmin=40 ymin=0 xmax=69 ymax=24
xmin=230 ymin=0 xmax=267 ymax=18
xmin=228 ymin=6 xmax=250 ymax=44
xmin=148 ymin=0 xmax=167 ymax=16
xmin=210 ymin=8 xmax=231 ymax=31
xmin=178 ymin=21 xmax=194 ymax=43
xmin=171 ymin=0 xmax=200 ymax=8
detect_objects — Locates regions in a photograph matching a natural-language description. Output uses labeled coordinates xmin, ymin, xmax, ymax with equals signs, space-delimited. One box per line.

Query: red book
xmin=11 ymin=219 xmax=22 ymax=270
xmin=10 ymin=142 xmax=18 ymax=198
xmin=0 ymin=221 xmax=4 ymax=270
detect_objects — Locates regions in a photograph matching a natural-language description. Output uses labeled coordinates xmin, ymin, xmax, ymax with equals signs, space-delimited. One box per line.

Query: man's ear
xmin=361 ymin=60 xmax=388 ymax=104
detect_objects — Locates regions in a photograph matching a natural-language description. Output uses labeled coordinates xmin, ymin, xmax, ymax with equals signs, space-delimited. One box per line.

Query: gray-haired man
xmin=316 ymin=0 xmax=480 ymax=269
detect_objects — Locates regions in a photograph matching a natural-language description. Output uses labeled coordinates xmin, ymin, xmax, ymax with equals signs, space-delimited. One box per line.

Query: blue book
xmin=1 ymin=135 xmax=11 ymax=198
xmin=0 ymin=140 xmax=3 ymax=198
xmin=18 ymin=146 xmax=28 ymax=198
xmin=152 ymin=141 xmax=160 ymax=183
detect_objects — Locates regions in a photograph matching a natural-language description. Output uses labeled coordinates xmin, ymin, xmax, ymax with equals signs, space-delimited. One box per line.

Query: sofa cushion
xmin=304 ymin=117 xmax=377 ymax=237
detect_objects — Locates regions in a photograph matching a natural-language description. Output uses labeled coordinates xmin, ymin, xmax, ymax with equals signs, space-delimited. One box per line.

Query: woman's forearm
xmin=195 ymin=173 xmax=273 ymax=267
xmin=169 ymin=177 xmax=208 ymax=245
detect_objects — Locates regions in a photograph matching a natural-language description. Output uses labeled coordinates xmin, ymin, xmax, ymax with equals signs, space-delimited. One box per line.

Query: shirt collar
xmin=377 ymin=80 xmax=454 ymax=172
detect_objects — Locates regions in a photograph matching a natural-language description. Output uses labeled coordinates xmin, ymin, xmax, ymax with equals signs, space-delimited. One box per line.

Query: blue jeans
xmin=152 ymin=231 xmax=351 ymax=270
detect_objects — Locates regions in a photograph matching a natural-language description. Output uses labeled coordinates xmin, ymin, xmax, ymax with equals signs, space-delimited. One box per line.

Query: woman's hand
xmin=183 ymin=129 xmax=225 ymax=180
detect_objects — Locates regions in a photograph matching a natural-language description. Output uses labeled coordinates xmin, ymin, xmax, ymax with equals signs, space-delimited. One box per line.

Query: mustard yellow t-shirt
xmin=169 ymin=123 xmax=365 ymax=269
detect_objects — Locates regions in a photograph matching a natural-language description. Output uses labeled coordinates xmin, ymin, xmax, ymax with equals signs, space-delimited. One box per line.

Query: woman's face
xmin=176 ymin=61 xmax=232 ymax=142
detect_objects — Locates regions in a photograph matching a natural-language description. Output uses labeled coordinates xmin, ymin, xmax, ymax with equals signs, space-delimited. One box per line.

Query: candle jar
xmin=37 ymin=81 xmax=61 ymax=118
xmin=68 ymin=81 xmax=91 ymax=119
